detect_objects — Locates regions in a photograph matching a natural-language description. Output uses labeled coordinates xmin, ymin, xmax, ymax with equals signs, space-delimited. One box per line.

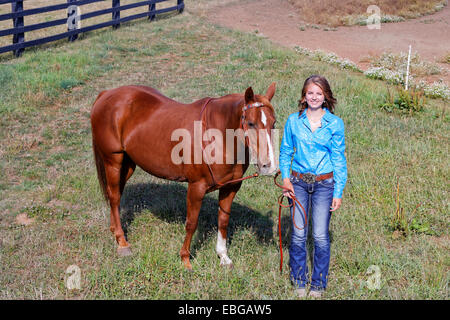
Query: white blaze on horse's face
xmin=261 ymin=109 xmax=267 ymax=126
xmin=257 ymin=109 xmax=277 ymax=176
xmin=265 ymin=125 xmax=276 ymax=173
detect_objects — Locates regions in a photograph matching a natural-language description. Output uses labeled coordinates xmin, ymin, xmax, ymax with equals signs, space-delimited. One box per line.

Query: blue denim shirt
xmin=279 ymin=108 xmax=348 ymax=199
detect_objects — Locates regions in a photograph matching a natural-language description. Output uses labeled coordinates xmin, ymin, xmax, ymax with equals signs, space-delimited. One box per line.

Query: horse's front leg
xmin=180 ymin=181 xmax=207 ymax=270
xmin=216 ymin=183 xmax=242 ymax=268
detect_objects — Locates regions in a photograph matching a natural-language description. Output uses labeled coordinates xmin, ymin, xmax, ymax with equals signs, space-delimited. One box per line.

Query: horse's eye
xmin=247 ymin=122 xmax=255 ymax=128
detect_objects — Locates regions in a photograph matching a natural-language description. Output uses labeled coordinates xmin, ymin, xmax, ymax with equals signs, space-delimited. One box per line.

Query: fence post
xmin=67 ymin=0 xmax=79 ymax=42
xmin=177 ymin=0 xmax=184 ymax=13
xmin=112 ymin=0 xmax=120 ymax=29
xmin=148 ymin=1 xmax=156 ymax=21
xmin=11 ymin=0 xmax=25 ymax=57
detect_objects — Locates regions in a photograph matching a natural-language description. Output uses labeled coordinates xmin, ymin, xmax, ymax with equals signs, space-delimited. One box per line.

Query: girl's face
xmin=305 ymin=83 xmax=325 ymax=109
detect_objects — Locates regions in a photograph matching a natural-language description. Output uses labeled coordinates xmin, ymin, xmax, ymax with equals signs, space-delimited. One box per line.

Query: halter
xmin=241 ymin=102 xmax=266 ymax=129
xmin=243 ymin=101 xmax=264 ymax=111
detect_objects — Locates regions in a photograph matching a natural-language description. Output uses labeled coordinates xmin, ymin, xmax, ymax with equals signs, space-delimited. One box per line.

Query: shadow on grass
xmin=119 ymin=182 xmax=274 ymax=258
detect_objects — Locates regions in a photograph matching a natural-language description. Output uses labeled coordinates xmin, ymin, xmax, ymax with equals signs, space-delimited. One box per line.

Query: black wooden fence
xmin=0 ymin=0 xmax=184 ymax=57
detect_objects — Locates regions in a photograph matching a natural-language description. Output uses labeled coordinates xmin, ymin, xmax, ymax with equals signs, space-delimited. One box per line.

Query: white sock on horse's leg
xmin=216 ymin=231 xmax=232 ymax=266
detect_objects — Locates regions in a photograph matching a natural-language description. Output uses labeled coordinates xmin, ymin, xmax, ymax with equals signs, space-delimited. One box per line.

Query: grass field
xmin=0 ymin=1 xmax=449 ymax=299
xmin=0 ymin=0 xmax=178 ymax=47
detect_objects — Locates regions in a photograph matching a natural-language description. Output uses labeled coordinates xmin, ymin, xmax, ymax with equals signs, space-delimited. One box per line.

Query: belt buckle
xmin=302 ymin=173 xmax=316 ymax=184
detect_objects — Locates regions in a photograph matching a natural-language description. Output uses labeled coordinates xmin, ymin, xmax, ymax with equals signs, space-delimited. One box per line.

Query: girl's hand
xmin=330 ymin=198 xmax=342 ymax=212
xmin=282 ymin=178 xmax=295 ymax=198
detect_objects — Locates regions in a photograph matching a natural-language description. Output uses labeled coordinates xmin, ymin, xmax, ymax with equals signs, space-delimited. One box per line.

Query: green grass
xmin=0 ymin=8 xmax=448 ymax=300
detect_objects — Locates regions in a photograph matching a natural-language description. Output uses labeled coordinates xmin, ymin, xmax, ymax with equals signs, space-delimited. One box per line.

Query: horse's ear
xmin=266 ymin=82 xmax=276 ymax=101
xmin=244 ymin=87 xmax=255 ymax=104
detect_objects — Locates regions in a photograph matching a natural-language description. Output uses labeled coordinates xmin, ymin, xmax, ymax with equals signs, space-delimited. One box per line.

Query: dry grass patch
xmin=441 ymin=52 xmax=450 ymax=64
xmin=288 ymin=0 xmax=448 ymax=26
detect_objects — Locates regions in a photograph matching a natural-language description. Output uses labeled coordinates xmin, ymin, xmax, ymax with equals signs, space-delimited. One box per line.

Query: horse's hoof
xmin=221 ymin=262 xmax=234 ymax=269
xmin=185 ymin=267 xmax=194 ymax=273
xmin=117 ymin=245 xmax=132 ymax=257
xmin=182 ymin=259 xmax=193 ymax=271
xmin=219 ymin=255 xmax=233 ymax=269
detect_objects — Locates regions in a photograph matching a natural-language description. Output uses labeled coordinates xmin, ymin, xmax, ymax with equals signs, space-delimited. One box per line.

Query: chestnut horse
xmin=91 ymin=83 xmax=277 ymax=270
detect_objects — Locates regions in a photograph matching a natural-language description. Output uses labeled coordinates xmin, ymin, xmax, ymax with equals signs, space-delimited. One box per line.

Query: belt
xmin=292 ymin=171 xmax=333 ymax=184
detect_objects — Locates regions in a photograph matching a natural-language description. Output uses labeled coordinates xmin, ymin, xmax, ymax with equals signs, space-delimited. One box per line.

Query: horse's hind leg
xmin=104 ymin=152 xmax=135 ymax=256
xmin=120 ymin=153 xmax=136 ymax=195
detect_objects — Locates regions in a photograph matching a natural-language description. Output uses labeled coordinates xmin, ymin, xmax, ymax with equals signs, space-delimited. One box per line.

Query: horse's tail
xmin=93 ymin=140 xmax=109 ymax=202
xmin=92 ymin=90 xmax=110 ymax=202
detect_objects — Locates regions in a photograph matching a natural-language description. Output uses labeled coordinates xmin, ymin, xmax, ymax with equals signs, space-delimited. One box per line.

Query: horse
xmin=90 ymin=83 xmax=278 ymax=270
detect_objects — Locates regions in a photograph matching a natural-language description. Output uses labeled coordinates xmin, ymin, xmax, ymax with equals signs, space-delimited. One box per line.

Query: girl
xmin=279 ymin=75 xmax=348 ymax=298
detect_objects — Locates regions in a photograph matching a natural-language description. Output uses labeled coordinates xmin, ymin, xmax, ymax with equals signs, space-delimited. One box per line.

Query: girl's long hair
xmin=298 ymin=75 xmax=337 ymax=115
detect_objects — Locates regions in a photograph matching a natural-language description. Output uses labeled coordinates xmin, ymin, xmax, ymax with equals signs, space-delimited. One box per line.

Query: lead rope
xmin=273 ymin=170 xmax=308 ymax=273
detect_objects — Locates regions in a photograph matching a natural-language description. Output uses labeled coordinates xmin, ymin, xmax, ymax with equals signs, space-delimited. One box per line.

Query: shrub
xmin=295 ymin=47 xmax=449 ymax=101
xmin=420 ymin=80 xmax=450 ymax=100
xmin=366 ymin=52 xmax=449 ymax=100
xmin=294 ymin=46 xmax=361 ymax=72
xmin=441 ymin=53 xmax=450 ymax=64
xmin=380 ymin=86 xmax=426 ymax=114
xmin=370 ymin=52 xmax=443 ymax=77
xmin=364 ymin=67 xmax=407 ymax=85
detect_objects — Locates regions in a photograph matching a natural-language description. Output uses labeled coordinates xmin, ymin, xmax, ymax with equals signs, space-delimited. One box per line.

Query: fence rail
xmin=0 ymin=0 xmax=184 ymax=57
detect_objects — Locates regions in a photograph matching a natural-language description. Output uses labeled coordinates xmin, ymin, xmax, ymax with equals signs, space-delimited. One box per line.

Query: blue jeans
xmin=288 ymin=174 xmax=334 ymax=291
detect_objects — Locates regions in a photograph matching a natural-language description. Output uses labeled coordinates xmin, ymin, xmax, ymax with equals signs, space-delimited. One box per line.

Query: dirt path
xmin=207 ymin=0 xmax=450 ymax=84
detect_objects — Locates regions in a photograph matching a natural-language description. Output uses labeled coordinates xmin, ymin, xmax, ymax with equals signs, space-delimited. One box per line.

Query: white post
xmin=405 ymin=45 xmax=411 ymax=90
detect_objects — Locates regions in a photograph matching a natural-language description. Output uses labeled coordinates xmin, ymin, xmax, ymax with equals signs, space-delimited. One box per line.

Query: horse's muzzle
xmin=257 ymin=163 xmax=278 ymax=176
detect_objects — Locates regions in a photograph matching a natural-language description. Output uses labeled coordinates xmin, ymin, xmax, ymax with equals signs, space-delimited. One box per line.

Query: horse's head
xmin=242 ymin=82 xmax=278 ymax=176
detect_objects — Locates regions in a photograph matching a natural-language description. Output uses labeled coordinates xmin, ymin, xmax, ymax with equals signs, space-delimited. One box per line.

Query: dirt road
xmin=207 ymin=0 xmax=450 ymax=83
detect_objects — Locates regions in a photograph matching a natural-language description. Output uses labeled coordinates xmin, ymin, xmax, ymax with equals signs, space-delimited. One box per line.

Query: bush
xmin=420 ymin=80 xmax=450 ymax=100
xmin=364 ymin=67 xmax=406 ymax=85
xmin=380 ymin=86 xmax=426 ymax=114
xmin=294 ymin=46 xmax=361 ymax=72
xmin=365 ymin=52 xmax=449 ymax=101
